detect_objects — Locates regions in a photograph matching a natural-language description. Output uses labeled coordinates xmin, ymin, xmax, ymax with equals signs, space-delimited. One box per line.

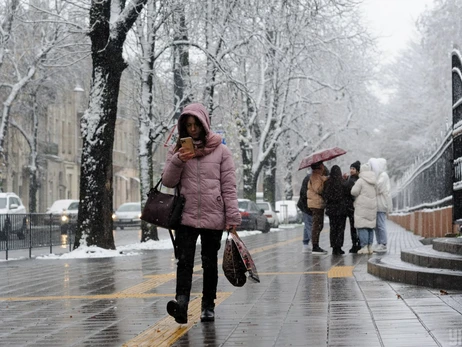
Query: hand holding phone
xmin=180 ymin=137 xmax=195 ymax=155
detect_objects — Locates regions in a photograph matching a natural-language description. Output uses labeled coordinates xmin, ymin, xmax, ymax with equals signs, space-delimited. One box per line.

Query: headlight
xmin=112 ymin=213 xmax=117 ymax=220
xmin=61 ymin=215 xmax=69 ymax=223
xmin=138 ymin=213 xmax=142 ymax=218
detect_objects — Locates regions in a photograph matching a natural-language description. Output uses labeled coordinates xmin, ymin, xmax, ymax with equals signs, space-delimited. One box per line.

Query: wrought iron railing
xmin=0 ymin=213 xmax=75 ymax=260
xmin=392 ymin=130 xmax=453 ymax=212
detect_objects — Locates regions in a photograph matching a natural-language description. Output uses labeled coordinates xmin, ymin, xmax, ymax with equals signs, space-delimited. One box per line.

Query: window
xmin=10 ymin=197 xmax=19 ymax=207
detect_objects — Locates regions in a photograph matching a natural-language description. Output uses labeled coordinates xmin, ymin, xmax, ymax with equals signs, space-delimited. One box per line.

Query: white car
xmin=46 ymin=199 xmax=79 ymax=224
xmin=60 ymin=201 xmax=79 ymax=234
xmin=0 ymin=192 xmax=27 ymax=240
xmin=112 ymin=202 xmax=142 ymax=230
xmin=275 ymin=200 xmax=302 ymax=224
xmin=256 ymin=201 xmax=279 ymax=228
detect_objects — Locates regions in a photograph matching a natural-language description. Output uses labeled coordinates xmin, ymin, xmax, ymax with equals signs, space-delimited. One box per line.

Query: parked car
xmin=256 ymin=201 xmax=279 ymax=228
xmin=236 ymin=199 xmax=270 ymax=233
xmin=112 ymin=202 xmax=142 ymax=230
xmin=0 ymin=192 xmax=28 ymax=240
xmin=275 ymin=200 xmax=302 ymax=224
xmin=60 ymin=201 xmax=79 ymax=234
xmin=46 ymin=199 xmax=79 ymax=225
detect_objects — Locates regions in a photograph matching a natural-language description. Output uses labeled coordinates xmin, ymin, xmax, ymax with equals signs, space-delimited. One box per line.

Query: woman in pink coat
xmin=162 ymin=103 xmax=241 ymax=324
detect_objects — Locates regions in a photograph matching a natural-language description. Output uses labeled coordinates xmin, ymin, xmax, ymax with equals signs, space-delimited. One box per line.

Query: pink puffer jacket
xmin=162 ymin=103 xmax=241 ymax=230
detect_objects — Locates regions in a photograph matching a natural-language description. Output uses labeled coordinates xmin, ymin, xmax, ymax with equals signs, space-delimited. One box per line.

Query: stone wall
xmin=389 ymin=206 xmax=453 ymax=238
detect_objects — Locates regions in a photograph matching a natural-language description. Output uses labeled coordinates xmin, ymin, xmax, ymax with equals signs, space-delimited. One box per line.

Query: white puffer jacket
xmin=351 ymin=163 xmax=377 ymax=229
xmin=368 ymin=158 xmax=393 ymax=213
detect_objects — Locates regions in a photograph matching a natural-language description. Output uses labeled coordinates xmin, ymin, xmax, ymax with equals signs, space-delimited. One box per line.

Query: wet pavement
xmin=0 ymin=221 xmax=461 ymax=347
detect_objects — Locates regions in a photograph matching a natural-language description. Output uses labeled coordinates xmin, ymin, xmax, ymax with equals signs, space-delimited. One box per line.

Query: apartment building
xmin=3 ymin=86 xmax=144 ymax=212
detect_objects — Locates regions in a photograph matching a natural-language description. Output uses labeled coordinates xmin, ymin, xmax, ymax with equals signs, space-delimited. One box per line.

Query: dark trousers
xmin=329 ymin=215 xmax=346 ymax=249
xmin=347 ymin=214 xmax=360 ymax=248
xmin=175 ymin=225 xmax=223 ymax=303
xmin=310 ymin=208 xmax=324 ymax=246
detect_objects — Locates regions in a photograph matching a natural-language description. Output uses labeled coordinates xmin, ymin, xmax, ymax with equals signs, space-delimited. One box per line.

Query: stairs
xmin=368 ymin=238 xmax=462 ymax=290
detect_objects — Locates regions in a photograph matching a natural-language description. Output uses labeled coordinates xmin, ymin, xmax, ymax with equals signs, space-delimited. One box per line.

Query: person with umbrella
xmin=307 ymin=161 xmax=329 ymax=254
xmin=298 ymin=147 xmax=347 ymax=255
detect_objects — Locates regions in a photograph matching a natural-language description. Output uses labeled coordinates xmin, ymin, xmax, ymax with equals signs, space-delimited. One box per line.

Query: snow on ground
xmin=31 ymin=225 xmax=300 ymax=261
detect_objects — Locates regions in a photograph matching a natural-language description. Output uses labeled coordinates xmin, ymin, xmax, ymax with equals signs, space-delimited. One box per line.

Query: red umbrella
xmin=298 ymin=146 xmax=347 ymax=170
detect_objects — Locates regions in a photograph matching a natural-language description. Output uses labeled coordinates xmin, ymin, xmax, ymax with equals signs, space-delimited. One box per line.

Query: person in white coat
xmin=368 ymin=158 xmax=393 ymax=253
xmin=351 ymin=163 xmax=377 ymax=254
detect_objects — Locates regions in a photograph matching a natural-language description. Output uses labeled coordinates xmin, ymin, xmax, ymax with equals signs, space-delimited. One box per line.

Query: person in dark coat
xmin=343 ymin=161 xmax=361 ymax=253
xmin=297 ymin=171 xmax=312 ymax=253
xmin=323 ymin=165 xmax=350 ymax=255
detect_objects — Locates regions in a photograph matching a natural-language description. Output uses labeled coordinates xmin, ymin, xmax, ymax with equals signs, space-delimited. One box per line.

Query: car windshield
xmin=49 ymin=200 xmax=76 ymax=211
xmin=238 ymin=201 xmax=249 ymax=210
xmin=68 ymin=202 xmax=79 ymax=210
xmin=0 ymin=198 xmax=6 ymax=209
xmin=118 ymin=204 xmax=141 ymax=212
xmin=257 ymin=203 xmax=269 ymax=210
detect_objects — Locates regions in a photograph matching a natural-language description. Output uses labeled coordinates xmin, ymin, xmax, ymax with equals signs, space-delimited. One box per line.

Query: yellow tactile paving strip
xmin=119 ymin=274 xmax=176 ymax=295
xmin=327 ymin=266 xmax=355 ymax=278
xmin=122 ymin=292 xmax=231 ymax=347
xmin=0 ymin=235 xmax=354 ymax=346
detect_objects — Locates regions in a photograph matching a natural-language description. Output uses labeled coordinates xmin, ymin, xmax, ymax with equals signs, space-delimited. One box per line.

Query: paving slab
xmin=0 ymin=221 xmax=460 ymax=347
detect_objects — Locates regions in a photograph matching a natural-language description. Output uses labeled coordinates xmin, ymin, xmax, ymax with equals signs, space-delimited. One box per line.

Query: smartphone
xmin=180 ymin=137 xmax=195 ymax=154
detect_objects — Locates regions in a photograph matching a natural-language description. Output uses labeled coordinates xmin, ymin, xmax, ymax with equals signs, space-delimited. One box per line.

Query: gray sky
xmin=361 ymin=0 xmax=435 ymax=62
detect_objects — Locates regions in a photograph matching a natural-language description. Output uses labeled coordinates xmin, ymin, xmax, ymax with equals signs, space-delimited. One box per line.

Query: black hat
xmin=350 ymin=161 xmax=361 ymax=172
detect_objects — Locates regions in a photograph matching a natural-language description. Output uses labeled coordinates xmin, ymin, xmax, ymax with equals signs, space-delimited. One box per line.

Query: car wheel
xmin=120 ymin=226 xmax=124 ymax=230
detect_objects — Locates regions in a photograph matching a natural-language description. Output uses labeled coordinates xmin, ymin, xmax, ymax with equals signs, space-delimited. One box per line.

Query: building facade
xmin=3 ymin=86 xmax=143 ymax=212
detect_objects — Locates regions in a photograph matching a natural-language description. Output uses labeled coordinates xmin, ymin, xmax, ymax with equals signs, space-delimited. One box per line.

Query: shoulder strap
xmin=169 ymin=229 xmax=178 ymax=259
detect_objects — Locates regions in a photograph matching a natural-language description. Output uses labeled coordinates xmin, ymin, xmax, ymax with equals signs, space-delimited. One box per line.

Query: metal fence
xmin=0 ymin=213 xmax=75 ymax=260
xmin=392 ymin=131 xmax=453 ymax=212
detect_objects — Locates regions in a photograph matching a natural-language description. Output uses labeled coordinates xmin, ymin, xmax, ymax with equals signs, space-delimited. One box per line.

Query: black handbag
xmin=140 ymin=178 xmax=185 ymax=231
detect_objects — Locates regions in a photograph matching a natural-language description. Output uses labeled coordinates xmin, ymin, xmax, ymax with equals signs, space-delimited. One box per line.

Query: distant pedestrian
xmin=297 ymin=170 xmax=312 ymax=253
xmin=351 ymin=163 xmax=377 ymax=254
xmin=368 ymin=158 xmax=393 ymax=253
xmin=343 ymin=161 xmax=361 ymax=253
xmin=323 ymin=165 xmax=350 ymax=255
xmin=307 ymin=161 xmax=328 ymax=254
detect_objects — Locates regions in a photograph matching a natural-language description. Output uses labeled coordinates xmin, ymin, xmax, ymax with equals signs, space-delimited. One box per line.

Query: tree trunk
xmin=138 ymin=0 xmax=158 ymax=243
xmin=173 ymin=3 xmax=191 ymax=120
xmin=29 ymin=90 xmax=39 ymax=213
xmin=75 ymin=0 xmax=147 ymax=249
xmin=75 ymin=53 xmax=125 ymax=249
xmin=238 ymin=97 xmax=256 ymax=200
xmin=263 ymin=146 xmax=277 ymax=207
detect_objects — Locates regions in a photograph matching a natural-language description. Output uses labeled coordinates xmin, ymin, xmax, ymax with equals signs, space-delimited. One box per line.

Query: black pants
xmin=329 ymin=215 xmax=346 ymax=249
xmin=175 ymin=225 xmax=223 ymax=302
xmin=347 ymin=213 xmax=360 ymax=248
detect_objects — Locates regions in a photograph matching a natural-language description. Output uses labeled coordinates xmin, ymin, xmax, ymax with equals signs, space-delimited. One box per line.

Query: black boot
xmin=332 ymin=247 xmax=341 ymax=255
xmin=167 ymin=295 xmax=189 ymax=324
xmin=200 ymin=299 xmax=215 ymax=322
